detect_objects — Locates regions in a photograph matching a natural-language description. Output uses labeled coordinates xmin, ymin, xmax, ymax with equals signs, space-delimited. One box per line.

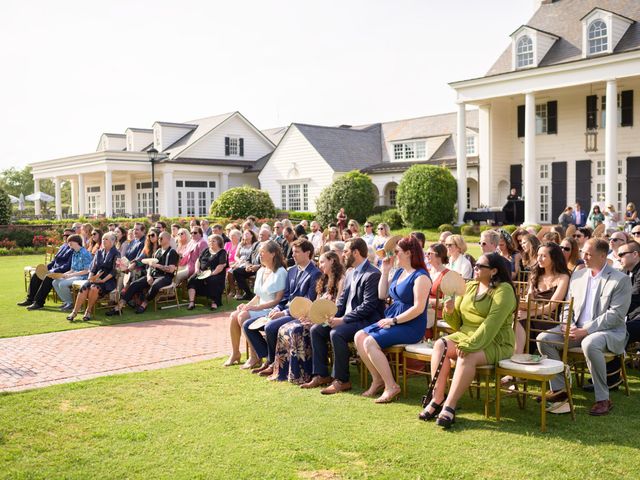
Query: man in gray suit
xmin=538 ymin=238 xmax=632 ymax=416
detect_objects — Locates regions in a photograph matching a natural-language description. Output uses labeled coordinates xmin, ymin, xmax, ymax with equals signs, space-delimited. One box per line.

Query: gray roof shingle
xmin=486 ymin=0 xmax=640 ymax=77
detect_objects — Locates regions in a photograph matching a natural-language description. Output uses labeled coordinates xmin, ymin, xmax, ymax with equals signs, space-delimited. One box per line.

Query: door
xmin=575 ymin=160 xmax=592 ymax=211
xmin=551 ymin=162 xmax=567 ymax=222
xmin=627 ymin=157 xmax=640 ymax=209
xmin=510 ymin=164 xmax=522 ymax=197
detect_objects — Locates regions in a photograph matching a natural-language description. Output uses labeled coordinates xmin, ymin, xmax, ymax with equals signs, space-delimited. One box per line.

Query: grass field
xmin=0 ymin=255 xmax=239 ymax=339
xmin=1 ymin=359 xmax=639 ymax=479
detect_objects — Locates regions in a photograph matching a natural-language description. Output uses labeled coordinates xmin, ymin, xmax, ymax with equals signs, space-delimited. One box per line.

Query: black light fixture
xmin=147 ymin=147 xmax=159 ymax=215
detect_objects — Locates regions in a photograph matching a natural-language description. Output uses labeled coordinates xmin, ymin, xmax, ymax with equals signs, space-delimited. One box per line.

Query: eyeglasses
xmin=444 ymin=243 xmax=454 ymax=248
xmin=474 ymin=264 xmax=491 ymax=270
xmin=377 ymin=227 xmax=385 ymax=231
xmin=610 ymin=238 xmax=625 ymax=243
xmin=180 ymin=232 xmax=186 ymax=236
xmin=426 ymin=251 xmax=435 ymax=256
xmin=561 ymin=246 xmax=572 ymax=252
xmin=619 ymin=251 xmax=636 ymax=258
xmin=365 ymin=224 xmax=372 ymax=228
xmin=191 ymin=231 xmax=198 ymax=235
xmin=92 ymin=232 xmax=98 ymax=236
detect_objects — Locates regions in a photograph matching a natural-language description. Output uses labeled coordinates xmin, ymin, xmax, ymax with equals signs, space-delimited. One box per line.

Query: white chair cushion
xmin=437 ymin=320 xmax=451 ymax=329
xmin=72 ymin=280 xmax=85 ymax=288
xmin=24 ymin=266 xmax=35 ymax=272
xmin=498 ymin=358 xmax=565 ymax=375
xmin=405 ymin=342 xmax=434 ymax=356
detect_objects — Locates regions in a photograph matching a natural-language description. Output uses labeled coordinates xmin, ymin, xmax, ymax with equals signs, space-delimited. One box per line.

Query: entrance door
xmin=575 ymin=160 xmax=592 ymax=210
xmin=627 ymin=157 xmax=640 ymax=209
xmin=551 ymin=162 xmax=567 ymax=222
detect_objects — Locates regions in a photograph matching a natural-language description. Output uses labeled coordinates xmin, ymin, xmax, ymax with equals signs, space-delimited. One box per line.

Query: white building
xmin=29 ymin=112 xmax=275 ymax=218
xmin=451 ymin=0 xmax=640 ymax=225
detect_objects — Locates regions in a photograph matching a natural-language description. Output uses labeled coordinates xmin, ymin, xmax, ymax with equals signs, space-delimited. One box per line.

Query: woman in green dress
xmin=420 ymin=253 xmax=517 ymax=429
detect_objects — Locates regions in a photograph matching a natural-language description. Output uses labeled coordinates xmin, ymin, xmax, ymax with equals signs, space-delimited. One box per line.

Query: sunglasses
xmin=474 ymin=264 xmax=491 ymax=270
xmin=610 ymin=238 xmax=625 ymax=243
xmin=191 ymin=231 xmax=199 ymax=235
xmin=92 ymin=232 xmax=99 ymax=236
xmin=148 ymin=233 xmax=156 ymax=237
xmin=377 ymin=227 xmax=385 ymax=231
xmin=632 ymin=232 xmax=640 ymax=237
xmin=478 ymin=241 xmax=487 ymax=246
xmin=573 ymin=234 xmax=583 ymax=238
xmin=561 ymin=246 xmax=572 ymax=252
xmin=619 ymin=251 xmax=636 ymax=258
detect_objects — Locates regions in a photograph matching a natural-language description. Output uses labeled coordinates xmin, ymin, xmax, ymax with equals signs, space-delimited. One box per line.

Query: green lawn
xmin=1 ymin=360 xmax=639 ymax=479
xmin=0 ymin=255 xmax=239 ymax=339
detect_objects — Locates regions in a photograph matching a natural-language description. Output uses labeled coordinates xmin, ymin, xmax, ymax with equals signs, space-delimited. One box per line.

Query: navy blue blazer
xmin=572 ymin=209 xmax=587 ymax=228
xmin=125 ymin=238 xmax=144 ymax=262
xmin=48 ymin=243 xmax=73 ymax=273
xmin=276 ymin=262 xmax=322 ymax=315
xmin=336 ymin=260 xmax=385 ymax=325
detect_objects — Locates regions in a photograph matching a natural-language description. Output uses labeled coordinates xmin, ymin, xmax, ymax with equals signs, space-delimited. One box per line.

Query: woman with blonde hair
xmin=224 ymin=229 xmax=243 ymax=297
xmin=82 ymin=223 xmax=94 ymax=249
xmin=445 ymin=234 xmax=473 ymax=280
xmin=175 ymin=228 xmax=192 ymax=284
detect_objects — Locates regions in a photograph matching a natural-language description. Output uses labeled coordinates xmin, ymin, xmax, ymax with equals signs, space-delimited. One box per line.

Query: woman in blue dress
xmin=355 ymin=236 xmax=431 ymax=403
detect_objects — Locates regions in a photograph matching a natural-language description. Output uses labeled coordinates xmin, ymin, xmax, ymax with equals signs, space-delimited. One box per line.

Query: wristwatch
xmin=392 ymin=317 xmax=398 ymax=325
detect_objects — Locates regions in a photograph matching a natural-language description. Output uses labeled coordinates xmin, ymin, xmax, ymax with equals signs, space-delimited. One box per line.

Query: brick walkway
xmin=0 ymin=313 xmax=233 ymax=392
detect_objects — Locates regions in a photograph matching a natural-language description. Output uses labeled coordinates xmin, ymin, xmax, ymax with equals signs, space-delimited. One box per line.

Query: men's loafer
xmin=589 ymin=399 xmax=613 ymax=416
xmin=300 ymin=376 xmax=333 ymax=389
xmin=17 ymin=299 xmax=32 ymax=307
xmin=105 ymin=308 xmax=120 ymax=317
xmin=321 ymin=380 xmax=352 ymax=395
xmin=259 ymin=366 xmax=274 ymax=377
xmin=26 ymin=303 xmax=43 ymax=311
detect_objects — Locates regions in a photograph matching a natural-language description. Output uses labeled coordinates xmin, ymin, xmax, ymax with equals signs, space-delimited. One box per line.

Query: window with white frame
xmin=516 ymin=36 xmax=534 ymax=68
xmin=535 ymin=104 xmax=548 ymax=134
xmin=600 ymin=94 xmax=622 ymax=128
xmin=281 ymin=183 xmax=309 ymax=211
xmin=392 ymin=141 xmax=426 ymax=161
xmin=466 ymin=135 xmax=477 ymax=155
xmin=539 ymin=163 xmax=549 ymax=180
xmin=596 ymin=160 xmax=605 ymax=176
xmin=588 ymin=20 xmax=608 ymax=55
xmin=617 ymin=182 xmax=623 ymax=213
xmin=87 ymin=186 xmax=101 ymax=215
xmin=112 ymin=184 xmax=126 ymax=216
xmin=538 ymin=164 xmax=550 ymax=223
xmin=228 ymin=137 xmax=238 ymax=155
xmin=595 ymin=183 xmax=605 ymax=203
xmin=135 ymin=181 xmax=158 ymax=215
xmin=174 ymin=180 xmax=216 ymax=217
xmin=389 ymin=188 xmax=397 ymax=207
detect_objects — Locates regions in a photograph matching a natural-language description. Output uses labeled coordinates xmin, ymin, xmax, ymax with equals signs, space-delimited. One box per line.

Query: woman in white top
xmin=604 ymin=204 xmax=620 ymax=230
xmin=223 ymin=240 xmax=288 ymax=369
xmin=445 ymin=234 xmax=473 ymax=280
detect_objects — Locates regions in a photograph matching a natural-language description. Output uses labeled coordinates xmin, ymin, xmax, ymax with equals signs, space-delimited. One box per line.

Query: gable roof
xmin=161 ymin=112 xmax=236 ymax=157
xmin=294 ymin=123 xmax=383 ymax=172
xmin=487 ymin=0 xmax=640 ymax=77
xmin=261 ymin=126 xmax=288 ymax=145
xmin=379 ymin=111 xmax=479 ymax=143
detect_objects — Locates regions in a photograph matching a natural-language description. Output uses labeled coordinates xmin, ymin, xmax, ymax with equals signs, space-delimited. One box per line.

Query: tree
xmin=0 ymin=166 xmax=70 ymax=213
xmin=0 ymin=188 xmax=11 ymax=224
xmin=315 ymin=171 xmax=376 ymax=226
xmin=210 ymin=185 xmax=276 ymax=219
xmin=396 ymin=165 xmax=457 ymax=228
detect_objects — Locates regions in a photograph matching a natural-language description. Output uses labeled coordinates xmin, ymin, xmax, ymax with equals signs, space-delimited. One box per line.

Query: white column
xmin=104 ymin=170 xmax=113 ymax=217
xmin=54 ymin=177 xmax=62 ymax=219
xmin=77 ymin=174 xmax=85 ymax=217
xmin=33 ymin=178 xmax=41 ymax=216
xmin=524 ymin=91 xmax=537 ymax=225
xmin=220 ymin=172 xmax=229 ymax=193
xmin=605 ymin=79 xmax=618 ymax=208
xmin=456 ymin=102 xmax=467 ymax=224
xmin=162 ymin=170 xmax=174 ymax=217
xmin=70 ymin=178 xmax=77 ymax=215
xmin=477 ymin=104 xmax=492 ymax=207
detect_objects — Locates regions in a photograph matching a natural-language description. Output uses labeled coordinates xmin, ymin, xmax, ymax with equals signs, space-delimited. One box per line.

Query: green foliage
xmin=0 ymin=166 xmax=71 ymax=214
xmin=529 ymin=223 xmax=542 ymax=232
xmin=479 ymin=225 xmax=494 ymax=233
xmin=277 ymin=210 xmax=317 ymax=223
xmin=315 ymin=171 xmax=376 ymax=226
xmin=0 ymin=246 xmax=45 ymax=256
xmin=1 ymin=226 xmax=37 ymax=246
xmin=502 ymin=224 xmax=518 ymax=234
xmin=437 ymin=223 xmax=454 ymax=233
xmin=367 ymin=208 xmax=404 ymax=230
xmin=396 ymin=165 xmax=457 ymax=228
xmin=0 ymin=188 xmax=11 ymax=225
xmin=210 ymin=186 xmax=276 ymax=219
xmin=461 ymin=224 xmax=477 ymax=237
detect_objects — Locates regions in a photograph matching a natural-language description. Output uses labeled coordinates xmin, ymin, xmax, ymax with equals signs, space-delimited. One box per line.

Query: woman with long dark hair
xmin=497 ymin=229 xmax=521 ymax=280
xmin=519 ymin=234 xmax=540 ymax=273
xmin=355 ymin=236 xmax=432 ymax=403
xmin=560 ymin=236 xmax=585 ymax=274
xmin=269 ymin=250 xmax=345 ymax=384
xmin=419 ymin=252 xmax=516 ymax=429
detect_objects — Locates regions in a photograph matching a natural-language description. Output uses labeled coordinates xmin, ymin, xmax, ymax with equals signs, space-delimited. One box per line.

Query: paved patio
xmin=0 ymin=313 xmax=232 ymax=392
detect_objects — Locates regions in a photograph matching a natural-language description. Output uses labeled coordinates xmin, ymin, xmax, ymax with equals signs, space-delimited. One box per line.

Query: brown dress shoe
xmin=589 ymin=399 xmax=613 ymax=416
xmin=259 ymin=366 xmax=274 ymax=377
xmin=537 ymin=390 xmax=567 ymax=403
xmin=300 ymin=375 xmax=333 ymax=389
xmin=321 ymin=380 xmax=352 ymax=395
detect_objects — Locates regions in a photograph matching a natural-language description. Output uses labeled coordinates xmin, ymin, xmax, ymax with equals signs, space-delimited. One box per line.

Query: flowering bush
xmin=32 ymin=235 xmax=49 ymax=247
xmin=0 ymin=239 xmax=17 ymax=249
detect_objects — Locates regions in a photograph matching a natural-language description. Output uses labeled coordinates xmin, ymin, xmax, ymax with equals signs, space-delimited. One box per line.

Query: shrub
xmin=438 ymin=224 xmax=454 ymax=233
xmin=461 ymin=225 xmax=477 ymax=237
xmin=210 ymin=186 xmax=276 ymax=219
xmin=396 ymin=165 xmax=457 ymax=228
xmin=529 ymin=223 xmax=542 ymax=232
xmin=372 ymin=205 xmax=392 ymax=215
xmin=0 ymin=239 xmax=17 ymax=249
xmin=1 ymin=227 xmax=36 ymax=247
xmin=479 ymin=225 xmax=495 ymax=233
xmin=502 ymin=225 xmax=518 ymax=234
xmin=277 ymin=210 xmax=317 ymax=223
xmin=0 ymin=188 xmax=11 ymax=225
xmin=315 ymin=171 xmax=376 ymax=226
xmin=381 ymin=208 xmax=403 ymax=229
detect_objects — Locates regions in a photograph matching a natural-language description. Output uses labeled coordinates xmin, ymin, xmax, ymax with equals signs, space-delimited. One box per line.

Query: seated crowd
xmin=18 ymin=214 xmax=640 ymax=425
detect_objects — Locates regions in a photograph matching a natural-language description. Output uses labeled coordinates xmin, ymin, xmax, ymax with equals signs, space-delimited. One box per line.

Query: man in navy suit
xmin=19 ymin=228 xmax=75 ymax=310
xmin=245 ymin=239 xmax=321 ymax=375
xmin=572 ymin=202 xmax=587 ymax=228
xmin=302 ymin=237 xmax=385 ymax=394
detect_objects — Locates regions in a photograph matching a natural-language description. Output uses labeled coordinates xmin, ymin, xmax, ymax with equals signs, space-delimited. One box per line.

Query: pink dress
xmin=224 ymin=241 xmax=239 ymax=270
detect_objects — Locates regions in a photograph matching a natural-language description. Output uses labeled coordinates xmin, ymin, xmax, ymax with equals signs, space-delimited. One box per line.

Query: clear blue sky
xmin=0 ymin=0 xmax=534 ymax=169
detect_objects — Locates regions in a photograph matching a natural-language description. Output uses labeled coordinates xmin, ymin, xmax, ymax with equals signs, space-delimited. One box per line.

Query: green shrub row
xmin=0 ymin=246 xmax=46 ymax=256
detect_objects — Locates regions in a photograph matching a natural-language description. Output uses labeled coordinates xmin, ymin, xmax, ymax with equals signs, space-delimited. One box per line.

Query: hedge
xmin=315 ymin=171 xmax=376 ymax=226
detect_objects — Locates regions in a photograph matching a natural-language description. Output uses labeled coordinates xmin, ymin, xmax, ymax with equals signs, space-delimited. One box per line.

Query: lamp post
xmin=147 ymin=147 xmax=159 ymax=216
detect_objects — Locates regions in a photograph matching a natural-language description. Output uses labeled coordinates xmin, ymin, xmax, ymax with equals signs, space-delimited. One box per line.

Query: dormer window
xmin=516 ymin=36 xmax=534 ymax=68
xmin=224 ymin=136 xmax=244 ymax=157
xmin=588 ymin=20 xmax=608 ymax=55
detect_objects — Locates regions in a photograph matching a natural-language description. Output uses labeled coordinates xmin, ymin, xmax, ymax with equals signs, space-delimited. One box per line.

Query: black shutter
xmin=224 ymin=137 xmax=230 ymax=156
xmin=547 ymin=100 xmax=557 ymax=134
xmin=621 ymin=90 xmax=634 ymax=127
xmin=586 ymin=95 xmax=598 ymax=129
xmin=551 ymin=161 xmax=567 ymax=221
xmin=517 ymin=105 xmax=525 ymax=138
xmin=575 ymin=160 xmax=592 ymax=209
xmin=239 ymin=138 xmax=244 ymax=157
xmin=510 ymin=164 xmax=522 ymax=197
xmin=627 ymin=157 xmax=640 ymax=208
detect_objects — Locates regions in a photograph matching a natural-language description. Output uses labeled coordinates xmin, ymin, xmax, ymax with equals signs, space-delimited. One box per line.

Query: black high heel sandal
xmin=66 ymin=312 xmax=77 ymax=322
xmin=418 ymin=399 xmax=445 ymax=421
xmin=435 ymin=406 xmax=456 ymax=429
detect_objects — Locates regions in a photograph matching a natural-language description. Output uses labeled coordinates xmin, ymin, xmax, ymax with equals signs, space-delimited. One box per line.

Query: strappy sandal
xmin=419 ymin=399 xmax=445 ymax=421
xmin=66 ymin=311 xmax=77 ymax=322
xmin=435 ymin=406 xmax=456 ymax=429
xmin=82 ymin=312 xmax=91 ymax=322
